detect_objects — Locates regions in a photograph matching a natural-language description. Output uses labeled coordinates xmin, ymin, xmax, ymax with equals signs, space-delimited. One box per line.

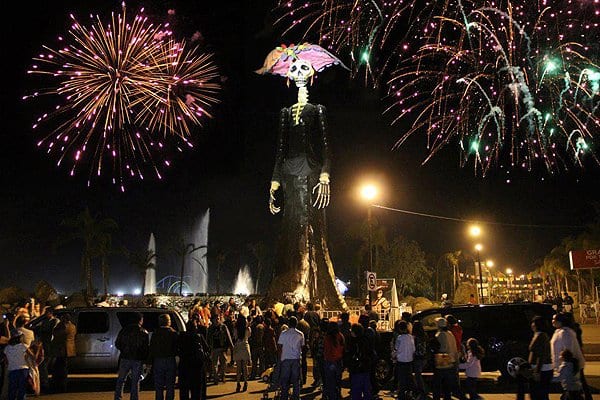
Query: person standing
xmin=114 ymin=312 xmax=149 ymax=400
xmin=323 ymin=321 xmax=344 ymax=400
xmin=1 ymin=315 xmax=12 ymax=397
xmin=557 ymin=349 xmax=583 ymax=400
xmin=296 ymin=313 xmax=311 ymax=385
xmin=14 ymin=317 xmax=34 ymax=348
xmin=178 ymin=319 xmax=209 ymax=400
xmin=411 ymin=320 xmax=429 ymax=398
xmin=149 ymin=314 xmax=178 ymax=400
xmin=5 ymin=333 xmax=32 ymax=400
xmin=528 ymin=316 xmax=553 ymax=400
xmin=346 ymin=323 xmax=374 ymax=400
xmin=207 ymin=317 xmax=232 ymax=384
xmin=394 ymin=321 xmax=415 ymax=399
xmin=34 ymin=308 xmax=58 ymax=393
xmin=459 ymin=338 xmax=484 ymax=400
xmin=249 ymin=315 xmax=265 ymax=380
xmin=262 ymin=318 xmax=278 ymax=371
xmin=563 ymin=292 xmax=574 ymax=314
xmin=550 ymin=313 xmax=585 ymax=376
xmin=49 ymin=313 xmax=76 ymax=393
xmin=277 ymin=316 xmax=304 ymax=400
xmin=232 ymin=316 xmax=251 ymax=392
xmin=432 ymin=317 xmax=465 ymax=400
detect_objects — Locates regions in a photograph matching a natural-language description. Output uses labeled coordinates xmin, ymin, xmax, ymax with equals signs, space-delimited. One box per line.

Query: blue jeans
xmin=153 ymin=357 xmax=177 ymax=400
xmin=8 ymin=368 xmax=28 ymax=400
xmin=350 ymin=371 xmax=372 ymax=400
xmin=323 ymin=360 xmax=342 ymax=400
xmin=114 ymin=359 xmax=143 ymax=400
xmin=279 ymin=359 xmax=301 ymax=400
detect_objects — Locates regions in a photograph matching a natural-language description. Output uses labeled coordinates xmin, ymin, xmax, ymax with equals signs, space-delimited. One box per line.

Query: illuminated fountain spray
xmin=233 ymin=265 xmax=254 ymax=295
xmin=143 ymin=232 xmax=157 ymax=295
xmin=187 ymin=209 xmax=209 ymax=294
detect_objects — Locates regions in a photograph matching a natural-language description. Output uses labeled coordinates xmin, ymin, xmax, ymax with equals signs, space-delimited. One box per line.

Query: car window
xmin=447 ymin=309 xmax=479 ymax=332
xmin=77 ymin=311 xmax=109 ymax=334
xmin=117 ymin=311 xmax=182 ymax=333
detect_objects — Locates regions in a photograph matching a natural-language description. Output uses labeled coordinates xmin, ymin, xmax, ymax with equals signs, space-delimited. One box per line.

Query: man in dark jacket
xmin=178 ymin=319 xmax=209 ymax=400
xmin=149 ymin=314 xmax=179 ymax=400
xmin=346 ymin=323 xmax=374 ymax=399
xmin=114 ymin=312 xmax=149 ymax=400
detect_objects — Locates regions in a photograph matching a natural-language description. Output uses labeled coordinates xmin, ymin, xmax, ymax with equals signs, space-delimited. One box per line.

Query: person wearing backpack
xmin=432 ymin=317 xmax=466 ymax=400
xmin=412 ymin=320 xmax=429 ymax=398
xmin=178 ymin=318 xmax=209 ymax=400
xmin=207 ymin=317 xmax=232 ymax=384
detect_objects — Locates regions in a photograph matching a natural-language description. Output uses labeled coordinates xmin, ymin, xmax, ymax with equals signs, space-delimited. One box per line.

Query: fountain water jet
xmin=187 ymin=209 xmax=209 ymax=294
xmin=143 ymin=232 xmax=157 ymax=295
xmin=233 ymin=265 xmax=254 ymax=295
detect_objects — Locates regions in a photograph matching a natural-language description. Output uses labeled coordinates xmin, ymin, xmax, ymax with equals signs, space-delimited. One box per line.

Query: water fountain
xmin=187 ymin=209 xmax=209 ymax=294
xmin=143 ymin=232 xmax=157 ymax=295
xmin=233 ymin=265 xmax=254 ymax=295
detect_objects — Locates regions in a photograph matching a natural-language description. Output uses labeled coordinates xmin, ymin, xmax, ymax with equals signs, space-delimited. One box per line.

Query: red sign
xmin=569 ymin=249 xmax=600 ymax=270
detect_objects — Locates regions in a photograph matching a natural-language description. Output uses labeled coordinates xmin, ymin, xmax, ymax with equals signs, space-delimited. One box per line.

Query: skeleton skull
xmin=287 ymin=59 xmax=314 ymax=87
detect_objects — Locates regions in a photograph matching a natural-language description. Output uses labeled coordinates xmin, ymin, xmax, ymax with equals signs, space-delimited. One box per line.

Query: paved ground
xmin=23 ymin=323 xmax=600 ymax=399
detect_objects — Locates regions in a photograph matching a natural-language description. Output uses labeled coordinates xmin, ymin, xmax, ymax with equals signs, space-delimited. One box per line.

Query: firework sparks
xmin=386 ymin=1 xmax=599 ymax=174
xmin=276 ymin=0 xmax=600 ymax=175
xmin=24 ymin=3 xmax=220 ymax=190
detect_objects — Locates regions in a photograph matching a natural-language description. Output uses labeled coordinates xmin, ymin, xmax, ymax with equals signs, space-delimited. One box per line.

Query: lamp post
xmin=474 ymin=244 xmax=484 ymax=304
xmin=360 ymin=184 xmax=377 ymax=306
xmin=486 ymin=260 xmax=494 ymax=303
xmin=506 ymin=268 xmax=513 ymax=299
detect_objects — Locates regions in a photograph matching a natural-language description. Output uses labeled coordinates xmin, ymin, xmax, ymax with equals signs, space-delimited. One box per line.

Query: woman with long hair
xmin=232 ymin=316 xmax=251 ymax=392
xmin=528 ymin=316 xmax=552 ymax=400
xmin=459 ymin=338 xmax=485 ymax=400
xmin=323 ymin=321 xmax=345 ymax=400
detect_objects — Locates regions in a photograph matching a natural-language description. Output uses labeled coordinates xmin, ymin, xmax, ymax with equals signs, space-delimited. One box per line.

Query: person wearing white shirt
xmin=277 ymin=316 xmax=304 ymax=400
xmin=550 ymin=313 xmax=585 ymax=372
xmin=15 ymin=316 xmax=34 ymax=347
xmin=394 ymin=321 xmax=415 ymax=397
xmin=5 ymin=333 xmax=32 ymax=400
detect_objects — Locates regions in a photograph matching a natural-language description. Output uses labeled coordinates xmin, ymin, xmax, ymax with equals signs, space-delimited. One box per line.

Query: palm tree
xmin=124 ymin=247 xmax=157 ymax=293
xmin=436 ymin=251 xmax=461 ymax=299
xmin=58 ymin=208 xmax=118 ymax=302
xmin=248 ymin=241 xmax=267 ymax=294
xmin=170 ymin=237 xmax=205 ymax=296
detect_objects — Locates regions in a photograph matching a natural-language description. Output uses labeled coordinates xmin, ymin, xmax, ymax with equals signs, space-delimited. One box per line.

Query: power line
xmin=372 ymin=204 xmax=586 ymax=229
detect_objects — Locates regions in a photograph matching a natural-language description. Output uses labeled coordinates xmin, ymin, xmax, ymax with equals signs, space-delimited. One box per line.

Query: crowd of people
xmin=0 ymin=293 xmax=597 ymax=400
xmin=0 ymin=302 xmax=76 ymax=400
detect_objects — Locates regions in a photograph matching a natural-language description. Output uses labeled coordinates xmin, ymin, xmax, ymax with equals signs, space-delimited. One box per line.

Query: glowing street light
xmin=469 ymin=225 xmax=482 ymax=238
xmin=360 ymin=184 xmax=378 ymax=201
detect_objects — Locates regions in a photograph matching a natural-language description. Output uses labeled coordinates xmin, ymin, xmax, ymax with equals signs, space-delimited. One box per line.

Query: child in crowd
xmin=459 ymin=338 xmax=485 ymax=400
xmin=4 ymin=333 xmax=32 ymax=400
xmin=557 ymin=349 xmax=583 ymax=400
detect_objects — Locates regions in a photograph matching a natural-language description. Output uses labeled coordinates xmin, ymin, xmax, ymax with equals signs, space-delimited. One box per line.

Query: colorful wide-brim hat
xmin=255 ymin=43 xmax=349 ymax=76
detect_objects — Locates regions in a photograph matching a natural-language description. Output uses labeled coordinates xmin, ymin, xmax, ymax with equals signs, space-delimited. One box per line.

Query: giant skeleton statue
xmin=256 ymin=44 xmax=348 ymax=310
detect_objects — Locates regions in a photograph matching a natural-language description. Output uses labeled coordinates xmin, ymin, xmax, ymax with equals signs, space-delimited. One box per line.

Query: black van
xmin=374 ymin=302 xmax=555 ymax=385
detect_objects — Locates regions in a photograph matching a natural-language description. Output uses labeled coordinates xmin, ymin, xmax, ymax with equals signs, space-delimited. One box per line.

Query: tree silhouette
xmin=58 ymin=207 xmax=118 ymax=302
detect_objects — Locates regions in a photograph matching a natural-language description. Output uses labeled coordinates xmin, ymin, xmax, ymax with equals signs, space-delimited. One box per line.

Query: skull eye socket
xmin=301 ymin=65 xmax=309 ymax=71
xmin=290 ymin=65 xmax=297 ymax=73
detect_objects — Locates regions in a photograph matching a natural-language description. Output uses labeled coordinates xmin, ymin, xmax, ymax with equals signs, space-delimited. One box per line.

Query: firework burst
xmin=24 ymin=3 xmax=220 ymax=190
xmin=387 ymin=0 xmax=599 ymax=175
xmin=274 ymin=0 xmax=423 ymax=86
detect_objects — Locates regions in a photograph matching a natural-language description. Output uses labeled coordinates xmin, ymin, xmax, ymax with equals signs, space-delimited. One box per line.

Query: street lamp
xmin=486 ymin=260 xmax=494 ymax=302
xmin=505 ymin=268 xmax=513 ymax=298
xmin=474 ymin=243 xmax=484 ymax=304
xmin=360 ymin=184 xmax=378 ymax=305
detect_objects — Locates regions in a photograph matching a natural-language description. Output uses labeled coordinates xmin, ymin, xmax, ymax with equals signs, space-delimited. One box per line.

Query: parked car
xmin=373 ymin=302 xmax=555 ymax=386
xmin=27 ymin=306 xmax=186 ymax=373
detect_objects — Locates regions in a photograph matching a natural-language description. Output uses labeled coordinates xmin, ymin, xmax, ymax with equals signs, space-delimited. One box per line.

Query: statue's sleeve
xmin=317 ymin=105 xmax=331 ymax=176
xmin=272 ymin=108 xmax=288 ymax=183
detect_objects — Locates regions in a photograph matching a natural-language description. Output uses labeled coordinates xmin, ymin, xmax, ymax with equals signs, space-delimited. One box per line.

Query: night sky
xmin=1 ymin=0 xmax=598 ymax=294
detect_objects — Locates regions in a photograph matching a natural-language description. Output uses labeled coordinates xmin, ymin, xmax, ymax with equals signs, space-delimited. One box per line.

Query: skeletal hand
xmin=269 ymin=181 xmax=281 ymax=215
xmin=312 ymin=180 xmax=330 ymax=209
